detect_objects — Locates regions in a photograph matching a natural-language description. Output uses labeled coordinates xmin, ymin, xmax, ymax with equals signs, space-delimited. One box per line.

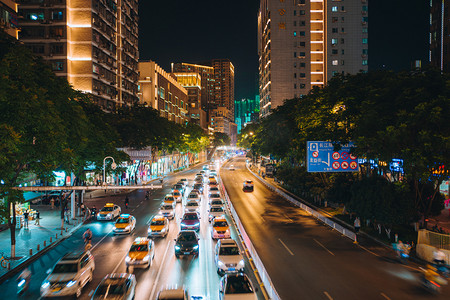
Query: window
xmin=362 ymin=60 xmax=368 ymax=65
xmin=300 ymin=84 xmax=306 ymax=89
xmin=341 ymin=6 xmax=345 ymax=11
xmin=341 ymin=60 xmax=345 ymax=65
xmin=300 ymin=31 xmax=305 ymax=36
xmin=52 ymin=11 xmax=63 ymax=20
xmin=26 ymin=12 xmax=44 ymax=21
xmin=294 ymin=21 xmax=297 ymax=26
xmin=362 ymin=17 xmax=368 ymax=23
xmin=362 ymin=49 xmax=368 ymax=55
xmin=340 ymin=38 xmax=345 ymax=44
xmin=294 ymin=52 xmax=297 ymax=58
xmin=294 ymin=31 xmax=297 ymax=37
xmin=159 ymin=87 xmax=165 ymax=99
xmin=341 ymin=27 xmax=345 ymax=33
xmin=294 ymin=73 xmax=297 ymax=78
xmin=362 ymin=38 xmax=368 ymax=44
xmin=362 ymin=28 xmax=368 ymax=33
xmin=300 ymin=21 xmax=305 ymax=26
xmin=332 ymin=17 xmax=338 ymax=23
xmin=299 ymin=52 xmax=305 ymax=57
xmin=294 ymin=84 xmax=297 ymax=89
xmin=51 ymin=44 xmax=63 ymax=54
xmin=300 ymin=62 xmax=306 ymax=68
xmin=294 ymin=10 xmax=297 ymax=16
xmin=52 ymin=61 xmax=64 ymax=71
xmin=300 ymin=10 xmax=305 ymax=15
xmin=332 ymin=49 xmax=338 ymax=55
xmin=362 ymin=6 xmax=368 ymax=11
xmin=332 ymin=6 xmax=338 ymax=12
xmin=332 ymin=28 xmax=338 ymax=33
xmin=332 ymin=60 xmax=338 ymax=66
xmin=331 ymin=38 xmax=338 ymax=45
xmin=300 ymin=73 xmax=306 ymax=78
xmin=332 ymin=71 xmax=338 ymax=77
xmin=300 ymin=42 xmax=306 ymax=47
xmin=341 ymin=49 xmax=345 ymax=55
xmin=294 ymin=62 xmax=297 ymax=68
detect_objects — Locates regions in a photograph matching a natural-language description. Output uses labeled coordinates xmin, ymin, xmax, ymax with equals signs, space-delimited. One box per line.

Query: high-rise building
xmin=138 ymin=60 xmax=189 ymax=125
xmin=258 ymin=0 xmax=369 ymax=118
xmin=235 ymin=97 xmax=260 ymax=133
xmin=430 ymin=0 xmax=450 ymax=72
xmin=0 ymin=0 xmax=19 ymax=38
xmin=17 ymin=0 xmax=139 ymax=111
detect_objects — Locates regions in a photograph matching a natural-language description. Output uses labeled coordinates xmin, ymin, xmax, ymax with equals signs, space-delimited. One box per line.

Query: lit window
xmin=362 ymin=38 xmax=368 ymax=44
xmin=300 ymin=52 xmax=305 ymax=57
xmin=362 ymin=49 xmax=368 ymax=55
xmin=332 ymin=6 xmax=338 ymax=12
xmin=294 ymin=31 xmax=297 ymax=37
xmin=362 ymin=60 xmax=368 ymax=65
xmin=362 ymin=28 xmax=368 ymax=33
xmin=331 ymin=38 xmax=338 ymax=45
xmin=332 ymin=60 xmax=338 ymax=66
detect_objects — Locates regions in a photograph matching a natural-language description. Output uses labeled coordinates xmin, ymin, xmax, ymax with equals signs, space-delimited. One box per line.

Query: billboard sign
xmin=307 ymin=141 xmax=359 ymax=172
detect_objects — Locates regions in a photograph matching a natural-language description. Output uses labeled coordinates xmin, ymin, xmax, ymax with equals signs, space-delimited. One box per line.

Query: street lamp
xmin=103 ymin=156 xmax=117 ymax=186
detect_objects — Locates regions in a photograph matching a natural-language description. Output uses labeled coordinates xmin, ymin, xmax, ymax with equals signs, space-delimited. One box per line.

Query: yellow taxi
xmin=97 ymin=203 xmax=121 ymax=220
xmin=148 ymin=215 xmax=169 ymax=238
xmin=211 ymin=216 xmax=231 ymax=239
xmin=164 ymin=194 xmax=176 ymax=205
xmin=125 ymin=237 xmax=155 ymax=269
xmin=113 ymin=214 xmax=136 ymax=234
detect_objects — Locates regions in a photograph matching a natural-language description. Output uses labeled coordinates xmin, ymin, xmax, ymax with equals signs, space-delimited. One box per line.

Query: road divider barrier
xmin=247 ymin=163 xmax=357 ymax=243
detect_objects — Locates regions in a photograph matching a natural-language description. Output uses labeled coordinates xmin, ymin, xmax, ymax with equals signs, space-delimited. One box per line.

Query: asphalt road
xmin=1 ymin=160 xmax=262 ymax=300
xmin=220 ymin=157 xmax=450 ymax=300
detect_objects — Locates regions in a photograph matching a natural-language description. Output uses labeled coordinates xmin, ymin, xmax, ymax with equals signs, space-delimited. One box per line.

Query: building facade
xmin=258 ymin=0 xmax=369 ymax=118
xmin=430 ymin=0 xmax=450 ymax=72
xmin=235 ymin=96 xmax=260 ymax=133
xmin=0 ymin=0 xmax=19 ymax=38
xmin=17 ymin=0 xmax=139 ymax=111
xmin=138 ymin=60 xmax=189 ymax=125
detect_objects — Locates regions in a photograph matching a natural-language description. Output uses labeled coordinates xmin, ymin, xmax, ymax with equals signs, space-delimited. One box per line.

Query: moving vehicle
xmin=211 ymin=216 xmax=231 ymax=239
xmin=164 ymin=194 xmax=176 ymax=205
xmin=209 ymin=186 xmax=220 ymax=193
xmin=91 ymin=273 xmax=136 ymax=300
xmin=157 ymin=286 xmax=190 ymax=300
xmin=97 ymin=203 xmax=121 ymax=220
xmin=229 ymin=165 xmax=235 ymax=171
xmin=41 ymin=251 xmax=95 ymax=298
xmin=209 ymin=205 xmax=226 ymax=222
xmin=179 ymin=178 xmax=188 ymax=186
xmin=172 ymin=184 xmax=185 ymax=195
xmin=243 ymin=180 xmax=254 ymax=192
xmin=174 ymin=231 xmax=199 ymax=258
xmin=193 ymin=183 xmax=203 ymax=192
xmin=209 ymin=192 xmax=222 ymax=200
xmin=187 ymin=192 xmax=201 ymax=202
xmin=184 ymin=200 xmax=200 ymax=212
xmin=148 ymin=215 xmax=170 ymax=237
xmin=180 ymin=212 xmax=201 ymax=231
xmin=125 ymin=237 xmax=155 ymax=269
xmin=113 ymin=214 xmax=136 ymax=234
xmin=210 ymin=199 xmax=224 ymax=208
xmin=219 ymin=273 xmax=257 ymax=300
xmin=159 ymin=203 xmax=175 ymax=220
xmin=215 ymin=239 xmax=245 ymax=275
xmin=172 ymin=190 xmax=182 ymax=203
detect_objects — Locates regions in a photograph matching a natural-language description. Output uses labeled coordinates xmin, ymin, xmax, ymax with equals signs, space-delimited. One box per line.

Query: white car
xmin=125 ymin=237 xmax=155 ymax=268
xmin=185 ymin=200 xmax=200 ymax=212
xmin=215 ymin=239 xmax=245 ymax=275
xmin=211 ymin=216 xmax=231 ymax=239
xmin=113 ymin=214 xmax=136 ymax=234
xmin=159 ymin=203 xmax=175 ymax=220
xmin=97 ymin=203 xmax=121 ymax=220
xmin=41 ymin=251 xmax=95 ymax=298
xmin=210 ymin=198 xmax=224 ymax=208
xmin=172 ymin=191 xmax=182 ymax=202
xmin=148 ymin=215 xmax=170 ymax=238
xmin=209 ymin=205 xmax=226 ymax=222
xmin=219 ymin=273 xmax=257 ymax=300
xmin=92 ymin=273 xmax=136 ymax=300
xmin=187 ymin=192 xmax=201 ymax=202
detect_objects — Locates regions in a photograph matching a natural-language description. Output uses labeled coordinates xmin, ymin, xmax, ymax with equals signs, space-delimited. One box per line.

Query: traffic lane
xmin=221 ymin=158 xmax=448 ymax=299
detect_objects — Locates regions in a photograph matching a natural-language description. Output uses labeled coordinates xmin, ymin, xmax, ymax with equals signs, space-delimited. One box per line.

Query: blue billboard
xmin=307 ymin=141 xmax=359 ymax=172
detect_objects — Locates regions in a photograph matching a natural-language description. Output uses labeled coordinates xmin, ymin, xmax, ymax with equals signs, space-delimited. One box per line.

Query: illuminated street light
xmin=103 ymin=156 xmax=117 ymax=186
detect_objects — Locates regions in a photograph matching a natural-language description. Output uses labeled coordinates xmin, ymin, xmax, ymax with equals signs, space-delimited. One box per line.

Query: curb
xmin=0 ymin=218 xmax=86 ymax=284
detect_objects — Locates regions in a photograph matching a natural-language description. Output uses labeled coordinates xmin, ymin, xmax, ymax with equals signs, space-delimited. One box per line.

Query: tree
xmin=213 ymin=132 xmax=230 ymax=147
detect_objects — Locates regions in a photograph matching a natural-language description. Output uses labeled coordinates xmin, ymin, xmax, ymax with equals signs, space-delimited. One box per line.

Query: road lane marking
xmin=380 ymin=292 xmax=391 ymax=300
xmin=112 ymin=248 xmax=131 ymax=273
xmin=314 ymin=238 xmax=335 ymax=256
xmin=283 ymin=213 xmax=294 ymax=223
xmin=149 ymin=240 xmax=172 ymax=300
xmin=278 ymin=238 xmax=294 ymax=256
xmin=324 ymin=291 xmax=333 ymax=300
xmin=356 ymin=244 xmax=381 ymax=258
xmin=91 ymin=228 xmax=114 ymax=251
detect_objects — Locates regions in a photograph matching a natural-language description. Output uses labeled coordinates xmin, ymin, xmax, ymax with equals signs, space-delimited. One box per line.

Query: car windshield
xmin=194 ymin=184 xmax=202 ymax=188
xmin=53 ymin=263 xmax=78 ymax=273
xmin=220 ymin=246 xmax=240 ymax=255
xmin=101 ymin=207 xmax=114 ymax=212
xmin=183 ymin=214 xmax=198 ymax=221
xmin=96 ymin=280 xmax=126 ymax=295
xmin=225 ymin=276 xmax=253 ymax=294
xmin=116 ymin=218 xmax=130 ymax=224
xmin=165 ymin=197 xmax=174 ymax=201
xmin=151 ymin=220 xmax=165 ymax=226
xmin=210 ymin=188 xmax=219 ymax=191
xmin=173 ymin=192 xmax=180 ymax=196
xmin=211 ymin=207 xmax=224 ymax=212
xmin=178 ymin=233 xmax=196 ymax=242
xmin=214 ymin=221 xmax=228 ymax=227
xmin=162 ymin=205 xmax=173 ymax=210
xmin=130 ymin=244 xmax=148 ymax=252
xmin=212 ymin=200 xmax=223 ymax=205
xmin=187 ymin=202 xmax=198 ymax=207
xmin=211 ymin=194 xmax=220 ymax=198
xmin=188 ymin=194 xmax=197 ymax=198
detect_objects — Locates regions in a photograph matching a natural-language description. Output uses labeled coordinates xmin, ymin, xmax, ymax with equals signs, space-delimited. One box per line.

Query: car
xmin=243 ymin=180 xmax=254 ymax=192
xmin=229 ymin=165 xmax=235 ymax=171
xmin=187 ymin=192 xmax=201 ymax=202
xmin=164 ymin=194 xmax=176 ymax=205
xmin=215 ymin=239 xmax=245 ymax=275
xmin=157 ymin=286 xmax=190 ymax=300
xmin=209 ymin=192 xmax=222 ymax=200
xmin=41 ymin=250 xmax=95 ymax=298
xmin=159 ymin=203 xmax=175 ymax=220
xmin=208 ymin=175 xmax=217 ymax=181
xmin=210 ymin=171 xmax=217 ymax=177
xmin=209 ymin=205 xmax=226 ymax=222
xmin=194 ymin=176 xmax=203 ymax=184
xmin=209 ymin=186 xmax=220 ymax=193
xmin=180 ymin=212 xmax=201 ymax=231
xmin=191 ymin=189 xmax=202 ymax=196
xmin=91 ymin=273 xmax=136 ymax=300
xmin=113 ymin=214 xmax=136 ymax=234
xmin=97 ymin=203 xmax=121 ymax=220
xmin=125 ymin=237 xmax=155 ymax=268
xmin=172 ymin=190 xmax=182 ymax=202
xmin=210 ymin=199 xmax=224 ymax=208
xmin=203 ymin=165 xmax=209 ymax=171
xmin=211 ymin=216 xmax=231 ymax=239
xmin=179 ymin=178 xmax=188 ymax=186
xmin=195 ymin=173 xmax=203 ymax=177
xmin=193 ymin=183 xmax=203 ymax=192
xmin=174 ymin=230 xmax=199 ymax=258
xmin=172 ymin=183 xmax=185 ymax=194
xmin=199 ymin=170 xmax=207 ymax=177
xmin=184 ymin=200 xmax=200 ymax=212
xmin=209 ymin=181 xmax=219 ymax=189
xmin=148 ymin=215 xmax=170 ymax=237
xmin=219 ymin=273 xmax=257 ymax=300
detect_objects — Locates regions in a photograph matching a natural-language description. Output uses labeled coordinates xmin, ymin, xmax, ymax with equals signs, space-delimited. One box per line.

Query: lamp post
xmin=103 ymin=156 xmax=117 ymax=186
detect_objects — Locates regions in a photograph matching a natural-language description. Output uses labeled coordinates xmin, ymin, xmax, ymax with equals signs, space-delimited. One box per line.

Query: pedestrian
xmin=23 ymin=210 xmax=29 ymax=229
xmin=354 ymin=217 xmax=361 ymax=233
xmin=34 ymin=210 xmax=40 ymax=225
xmin=50 ymin=198 xmax=55 ymax=210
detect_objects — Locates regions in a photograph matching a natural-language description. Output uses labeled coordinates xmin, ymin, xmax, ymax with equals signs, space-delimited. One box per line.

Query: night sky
xmin=139 ymin=0 xmax=429 ymax=102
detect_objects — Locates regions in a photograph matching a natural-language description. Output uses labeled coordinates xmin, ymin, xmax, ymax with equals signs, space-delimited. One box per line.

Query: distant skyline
xmin=139 ymin=0 xmax=429 ymax=102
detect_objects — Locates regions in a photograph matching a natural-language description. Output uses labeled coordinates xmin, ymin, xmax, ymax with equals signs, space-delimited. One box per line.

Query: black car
xmin=174 ymin=230 xmax=199 ymax=258
xmin=193 ymin=183 xmax=203 ymax=192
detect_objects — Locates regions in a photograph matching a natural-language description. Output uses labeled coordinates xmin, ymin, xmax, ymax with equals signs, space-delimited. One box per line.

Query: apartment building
xmin=17 ymin=0 xmax=139 ymax=111
xmin=430 ymin=0 xmax=450 ymax=72
xmin=258 ymin=0 xmax=369 ymax=118
xmin=0 ymin=0 xmax=19 ymax=38
xmin=138 ymin=60 xmax=189 ymax=125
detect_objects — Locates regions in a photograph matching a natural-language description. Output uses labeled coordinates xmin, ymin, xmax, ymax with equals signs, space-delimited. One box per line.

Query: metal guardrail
xmin=247 ymin=164 xmax=357 ymax=243
xmin=219 ymin=179 xmax=281 ymax=300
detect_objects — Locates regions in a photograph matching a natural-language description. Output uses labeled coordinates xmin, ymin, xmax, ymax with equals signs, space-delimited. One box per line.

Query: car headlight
xmin=125 ymin=256 xmax=131 ymax=263
xmin=41 ymin=281 xmax=50 ymax=289
xmin=193 ymin=245 xmax=199 ymax=250
xmin=142 ymin=255 xmax=150 ymax=262
xmin=160 ymin=227 xmax=166 ymax=232
xmin=175 ymin=245 xmax=181 ymax=250
xmin=238 ymin=259 xmax=245 ymax=268
xmin=107 ymin=213 xmax=112 ymax=218
xmin=193 ymin=222 xmax=200 ymax=227
xmin=125 ymin=225 xmax=131 ymax=230
xmin=180 ymin=223 xmax=187 ymax=228
xmin=66 ymin=280 xmax=77 ymax=288
xmin=217 ymin=260 xmax=225 ymax=269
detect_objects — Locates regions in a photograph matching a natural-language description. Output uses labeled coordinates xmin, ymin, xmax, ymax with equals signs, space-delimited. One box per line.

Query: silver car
xmin=91 ymin=273 xmax=136 ymax=300
xmin=215 ymin=239 xmax=245 ymax=275
xmin=209 ymin=205 xmax=226 ymax=222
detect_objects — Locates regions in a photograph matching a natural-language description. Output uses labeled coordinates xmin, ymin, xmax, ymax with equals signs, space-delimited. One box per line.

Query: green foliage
xmin=213 ymin=132 xmax=230 ymax=147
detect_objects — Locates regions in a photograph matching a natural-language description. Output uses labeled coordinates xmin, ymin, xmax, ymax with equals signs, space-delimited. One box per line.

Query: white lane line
xmin=324 ymin=291 xmax=333 ymax=300
xmin=111 ymin=248 xmax=131 ymax=273
xmin=380 ymin=292 xmax=391 ymax=300
xmin=149 ymin=240 xmax=172 ymax=300
xmin=278 ymin=238 xmax=294 ymax=256
xmin=313 ymin=238 xmax=335 ymax=256
xmin=357 ymin=244 xmax=381 ymax=258
xmin=91 ymin=228 xmax=114 ymax=251
xmin=283 ymin=213 xmax=294 ymax=223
